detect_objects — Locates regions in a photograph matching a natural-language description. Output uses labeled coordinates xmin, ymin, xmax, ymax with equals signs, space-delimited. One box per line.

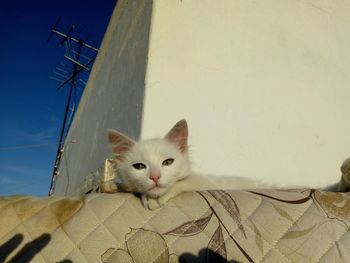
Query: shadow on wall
xmin=0 ymin=233 xmax=72 ymax=263
xmin=179 ymin=248 xmax=239 ymax=263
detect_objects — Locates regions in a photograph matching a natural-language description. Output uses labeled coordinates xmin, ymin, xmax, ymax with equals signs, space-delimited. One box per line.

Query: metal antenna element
xmin=48 ymin=18 xmax=99 ymax=196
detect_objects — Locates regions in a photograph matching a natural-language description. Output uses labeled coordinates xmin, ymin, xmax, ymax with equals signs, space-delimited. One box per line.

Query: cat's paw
xmin=141 ymin=196 xmax=164 ymax=210
xmin=147 ymin=198 xmax=163 ymax=210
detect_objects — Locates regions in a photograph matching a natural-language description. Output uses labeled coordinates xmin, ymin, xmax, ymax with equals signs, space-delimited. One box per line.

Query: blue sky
xmin=0 ymin=0 xmax=116 ymax=196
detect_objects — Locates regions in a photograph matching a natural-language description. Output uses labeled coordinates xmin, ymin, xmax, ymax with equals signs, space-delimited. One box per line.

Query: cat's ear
xmin=165 ymin=119 xmax=188 ymax=152
xmin=108 ymin=129 xmax=135 ymax=159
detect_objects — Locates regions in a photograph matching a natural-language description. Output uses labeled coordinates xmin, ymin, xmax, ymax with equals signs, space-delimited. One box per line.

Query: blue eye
xmin=162 ymin=158 xmax=174 ymax=166
xmin=132 ymin=163 xmax=146 ymax=170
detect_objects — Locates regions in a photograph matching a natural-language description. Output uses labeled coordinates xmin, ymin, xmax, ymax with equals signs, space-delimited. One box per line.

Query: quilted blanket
xmin=0 ymin=189 xmax=349 ymax=263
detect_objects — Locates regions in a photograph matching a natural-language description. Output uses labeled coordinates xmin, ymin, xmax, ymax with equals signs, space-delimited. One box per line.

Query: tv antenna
xmin=48 ymin=18 xmax=99 ymax=196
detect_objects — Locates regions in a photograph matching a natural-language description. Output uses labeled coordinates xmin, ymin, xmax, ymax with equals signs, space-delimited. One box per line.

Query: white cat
xmin=107 ymin=119 xmax=350 ymax=210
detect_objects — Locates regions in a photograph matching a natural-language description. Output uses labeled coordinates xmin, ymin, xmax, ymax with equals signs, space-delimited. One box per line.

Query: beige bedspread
xmin=0 ymin=189 xmax=349 ymax=262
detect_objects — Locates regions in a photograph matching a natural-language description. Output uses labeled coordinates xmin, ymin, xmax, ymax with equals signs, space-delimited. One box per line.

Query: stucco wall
xmin=54 ymin=0 xmax=153 ymax=195
xmin=56 ymin=0 xmax=350 ymax=195
xmin=141 ymin=0 xmax=350 ymax=188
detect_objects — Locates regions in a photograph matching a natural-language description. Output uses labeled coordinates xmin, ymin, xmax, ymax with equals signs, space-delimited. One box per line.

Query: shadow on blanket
xmin=179 ymin=248 xmax=239 ymax=263
xmin=0 ymin=233 xmax=71 ymax=263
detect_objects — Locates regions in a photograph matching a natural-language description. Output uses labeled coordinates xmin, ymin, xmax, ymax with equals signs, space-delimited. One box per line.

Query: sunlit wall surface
xmin=55 ymin=0 xmax=350 ymax=195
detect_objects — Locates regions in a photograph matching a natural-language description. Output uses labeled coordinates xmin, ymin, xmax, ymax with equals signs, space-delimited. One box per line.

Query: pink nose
xmin=150 ymin=175 xmax=160 ymax=184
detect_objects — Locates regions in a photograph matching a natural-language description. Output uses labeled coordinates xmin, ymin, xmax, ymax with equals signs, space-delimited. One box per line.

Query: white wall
xmin=56 ymin=0 xmax=350 ymax=195
xmin=141 ymin=0 xmax=350 ymax=187
xmin=54 ymin=0 xmax=153 ymax=195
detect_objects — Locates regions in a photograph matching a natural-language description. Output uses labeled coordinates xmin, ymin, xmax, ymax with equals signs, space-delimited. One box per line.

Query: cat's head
xmin=108 ymin=119 xmax=191 ymax=198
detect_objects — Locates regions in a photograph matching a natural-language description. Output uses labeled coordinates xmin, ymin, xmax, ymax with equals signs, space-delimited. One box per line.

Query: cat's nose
xmin=150 ymin=175 xmax=160 ymax=184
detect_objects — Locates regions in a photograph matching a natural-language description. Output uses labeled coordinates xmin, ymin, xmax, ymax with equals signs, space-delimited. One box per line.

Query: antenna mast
xmin=48 ymin=18 xmax=99 ymax=196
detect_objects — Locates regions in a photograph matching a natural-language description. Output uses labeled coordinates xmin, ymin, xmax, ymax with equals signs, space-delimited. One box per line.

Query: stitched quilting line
xmin=63 ymin=249 xmax=89 ymax=263
xmin=69 ymin=192 xmax=348 ymax=263
xmin=71 ymin=192 xmax=169 ymax=261
xmin=44 ymin=227 xmax=77 ymax=262
xmin=4 ymin=190 xmax=345 ymax=262
xmin=85 ymin=193 xmax=137 ymax=224
xmin=104 ymin=191 xmax=242 ymax=263
xmin=8 ymin=222 xmax=47 ymax=262
xmin=0 ymin=193 xmax=273 ymax=263
xmin=0 ymin=196 xmax=39 ymax=237
xmin=85 ymin=193 xmax=205 ymax=263
xmin=59 ymin=193 xmax=170 ymax=262
xmin=144 ymin=190 xmax=298 ymax=263
xmin=159 ymin=195 xmax=215 ymax=256
xmin=60 ymin=193 xmax=135 ymax=262
xmin=314 ymin=224 xmax=349 ymax=262
xmin=271 ymin=205 xmax=347 ymax=263
xmin=202 ymin=190 xmax=263 ymax=262
xmin=218 ymin=190 xmax=291 ymax=262
xmin=42 ymin=196 xmax=88 ymax=262
xmin=4 ymin=219 xmax=41 ymax=262
xmin=0 ymin=196 xmax=31 ymax=208
xmin=41 ymin=196 xmax=87 ymax=262
xmin=259 ymin=199 xmax=314 ymax=262
xmin=161 ymin=190 xmax=264 ymax=262
xmin=144 ymin=191 xmax=250 ymax=263
xmin=262 ymin=198 xmax=345 ymax=263
xmin=145 ymin=196 xmax=248 ymax=263
xmin=210 ymin=190 xmax=293 ymax=262
xmin=254 ymin=194 xmax=314 ymax=263
xmin=124 ymin=193 xmax=215 ymax=263
xmin=50 ymin=194 xmax=103 ymax=262
xmin=200 ymin=189 xmax=300 ymax=262
xmin=57 ymin=193 xmax=350 ymax=262
xmin=4 ymin=197 xmax=62 ymax=263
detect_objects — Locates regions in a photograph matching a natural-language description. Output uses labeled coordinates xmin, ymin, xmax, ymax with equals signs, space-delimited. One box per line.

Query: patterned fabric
xmin=0 ymin=189 xmax=349 ymax=262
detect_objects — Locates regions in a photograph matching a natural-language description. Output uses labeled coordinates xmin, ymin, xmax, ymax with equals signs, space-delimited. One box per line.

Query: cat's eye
xmin=162 ymin=158 xmax=174 ymax=166
xmin=132 ymin=163 xmax=146 ymax=170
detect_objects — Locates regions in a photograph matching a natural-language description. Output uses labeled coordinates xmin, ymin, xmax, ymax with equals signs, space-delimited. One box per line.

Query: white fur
xmin=109 ymin=119 xmax=347 ymax=210
xmin=112 ymin=135 xmax=275 ymax=209
xmin=115 ymin=138 xmax=191 ymax=198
